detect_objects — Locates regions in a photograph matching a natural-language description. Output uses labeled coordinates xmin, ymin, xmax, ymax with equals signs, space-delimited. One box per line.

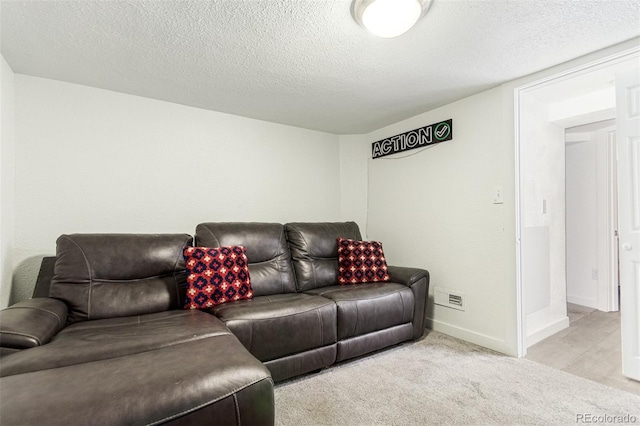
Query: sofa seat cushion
xmin=0 ymin=335 xmax=274 ymax=426
xmin=305 ymin=283 xmax=414 ymax=340
xmin=0 ymin=310 xmax=230 ymax=377
xmin=210 ymin=293 xmax=337 ymax=362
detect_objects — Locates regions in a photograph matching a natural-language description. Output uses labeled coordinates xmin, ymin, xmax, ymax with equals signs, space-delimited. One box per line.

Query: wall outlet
xmin=592 ymin=269 xmax=599 ymax=280
xmin=434 ymin=287 xmax=465 ymax=311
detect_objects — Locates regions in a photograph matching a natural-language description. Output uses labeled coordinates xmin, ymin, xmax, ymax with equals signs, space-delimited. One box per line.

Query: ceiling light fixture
xmin=352 ymin=0 xmax=432 ymax=38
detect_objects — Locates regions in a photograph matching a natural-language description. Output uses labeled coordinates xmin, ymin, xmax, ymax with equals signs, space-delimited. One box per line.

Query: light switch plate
xmin=493 ymin=186 xmax=503 ymax=204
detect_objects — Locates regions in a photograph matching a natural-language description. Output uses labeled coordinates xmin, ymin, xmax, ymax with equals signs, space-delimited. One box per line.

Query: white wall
xmin=365 ymin=88 xmax=510 ymax=353
xmin=339 ymin=134 xmax=369 ymax=235
xmin=566 ymin=121 xmax=618 ymax=311
xmin=0 ymin=55 xmax=16 ymax=309
xmin=566 ymin=136 xmax=598 ymax=307
xmin=363 ymin=38 xmax=639 ymax=356
xmin=548 ymin=87 xmax=616 ymax=128
xmin=11 ymin=75 xmax=342 ymax=302
xmin=519 ymin=93 xmax=568 ymax=346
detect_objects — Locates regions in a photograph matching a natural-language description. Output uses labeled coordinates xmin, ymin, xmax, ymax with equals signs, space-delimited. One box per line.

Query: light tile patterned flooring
xmin=526 ymin=303 xmax=640 ymax=396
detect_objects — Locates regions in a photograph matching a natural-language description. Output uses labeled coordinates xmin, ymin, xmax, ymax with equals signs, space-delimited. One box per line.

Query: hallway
xmin=526 ymin=303 xmax=640 ymax=395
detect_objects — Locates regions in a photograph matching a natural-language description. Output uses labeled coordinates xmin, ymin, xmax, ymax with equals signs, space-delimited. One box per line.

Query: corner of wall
xmin=0 ymin=54 xmax=16 ymax=308
xmin=338 ymin=134 xmax=370 ymax=237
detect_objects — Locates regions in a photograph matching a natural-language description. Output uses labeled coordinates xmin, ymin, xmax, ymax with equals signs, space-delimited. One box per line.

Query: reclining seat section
xmin=0 ymin=234 xmax=274 ymax=426
xmin=195 ymin=222 xmax=337 ymax=382
xmin=286 ymin=222 xmax=430 ymax=362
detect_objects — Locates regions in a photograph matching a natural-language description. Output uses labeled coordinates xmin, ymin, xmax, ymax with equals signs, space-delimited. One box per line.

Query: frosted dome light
xmin=352 ymin=0 xmax=430 ymax=38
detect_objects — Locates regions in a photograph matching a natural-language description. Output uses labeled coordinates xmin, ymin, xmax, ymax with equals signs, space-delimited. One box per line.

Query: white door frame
xmin=514 ymin=46 xmax=640 ymax=357
xmin=600 ymin=127 xmax=619 ymax=313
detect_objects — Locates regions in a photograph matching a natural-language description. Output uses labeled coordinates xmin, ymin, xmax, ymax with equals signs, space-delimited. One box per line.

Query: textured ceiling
xmin=1 ymin=0 xmax=639 ymax=134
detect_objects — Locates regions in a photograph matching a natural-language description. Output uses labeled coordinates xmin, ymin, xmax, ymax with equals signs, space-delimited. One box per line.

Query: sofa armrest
xmin=0 ymin=298 xmax=68 ymax=349
xmin=387 ymin=265 xmax=430 ymax=340
xmin=387 ymin=265 xmax=429 ymax=287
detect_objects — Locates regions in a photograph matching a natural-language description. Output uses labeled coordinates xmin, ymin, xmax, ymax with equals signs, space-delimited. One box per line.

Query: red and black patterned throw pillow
xmin=337 ymin=237 xmax=390 ymax=285
xmin=183 ymin=246 xmax=253 ymax=309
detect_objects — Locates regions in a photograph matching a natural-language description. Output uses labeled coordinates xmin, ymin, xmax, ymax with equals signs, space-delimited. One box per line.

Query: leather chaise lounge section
xmin=0 ymin=234 xmax=274 ymax=426
xmin=0 ymin=222 xmax=429 ymax=425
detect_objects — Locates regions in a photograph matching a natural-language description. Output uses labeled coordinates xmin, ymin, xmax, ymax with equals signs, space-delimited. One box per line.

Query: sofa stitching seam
xmin=223 ymin=302 xmax=335 ymax=322
xmin=245 ymin=258 xmax=279 ymax=267
xmin=202 ymin=226 xmax=222 ymax=248
xmin=60 ymin=236 xmax=93 ymax=319
xmin=353 ymin=301 xmax=359 ymax=337
xmin=88 ymin=273 xmax=176 ymax=283
xmin=57 ymin=312 xmax=210 ymax=334
xmin=0 ymin=330 xmax=42 ymax=345
xmin=399 ymin=292 xmax=407 ymax=323
xmin=233 ymin=393 xmax=241 ymax=426
xmin=173 ymin=236 xmax=187 ymax=308
xmin=309 ymin=287 xmax=407 ymax=302
xmin=278 ymin=228 xmax=285 ymax=294
xmin=296 ymin=231 xmax=317 ymax=289
xmin=317 ymin=309 xmax=323 ymax=345
xmin=145 ymin=376 xmax=272 ymax=426
xmin=5 ymin=306 xmax=64 ymax=328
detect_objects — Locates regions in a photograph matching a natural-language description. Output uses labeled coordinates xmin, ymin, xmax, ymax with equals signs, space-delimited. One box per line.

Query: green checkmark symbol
xmin=434 ymin=123 xmax=450 ymax=140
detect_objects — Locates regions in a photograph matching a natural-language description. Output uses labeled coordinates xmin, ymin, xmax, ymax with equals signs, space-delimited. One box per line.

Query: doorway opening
xmin=514 ymin=47 xmax=640 ymax=383
xmin=524 ymin=119 xmax=639 ymax=395
xmin=565 ymin=120 xmax=619 ymax=313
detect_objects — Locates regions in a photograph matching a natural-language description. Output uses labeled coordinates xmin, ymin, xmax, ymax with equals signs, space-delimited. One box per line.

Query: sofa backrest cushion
xmin=195 ymin=223 xmax=297 ymax=296
xmin=285 ymin=222 xmax=362 ymax=292
xmin=50 ymin=234 xmax=193 ymax=324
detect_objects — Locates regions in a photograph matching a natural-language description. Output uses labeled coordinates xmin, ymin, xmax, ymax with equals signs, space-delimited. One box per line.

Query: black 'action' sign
xmin=371 ymin=119 xmax=452 ymax=159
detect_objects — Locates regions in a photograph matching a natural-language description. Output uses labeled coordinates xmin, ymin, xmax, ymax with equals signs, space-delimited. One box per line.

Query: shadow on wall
xmin=10 ymin=255 xmax=45 ymax=304
xmin=425 ymin=293 xmax=435 ymax=329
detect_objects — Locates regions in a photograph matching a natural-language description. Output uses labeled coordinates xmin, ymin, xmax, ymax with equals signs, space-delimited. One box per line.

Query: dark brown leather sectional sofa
xmin=0 ymin=222 xmax=429 ymax=425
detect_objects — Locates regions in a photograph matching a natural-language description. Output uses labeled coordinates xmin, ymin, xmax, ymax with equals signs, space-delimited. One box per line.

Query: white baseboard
xmin=566 ymin=295 xmax=597 ymax=309
xmin=526 ymin=316 xmax=570 ymax=348
xmin=426 ymin=318 xmax=508 ymax=355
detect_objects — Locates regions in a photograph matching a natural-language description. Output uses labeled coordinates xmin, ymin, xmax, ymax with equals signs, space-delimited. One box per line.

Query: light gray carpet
xmin=274 ymin=332 xmax=640 ymax=425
